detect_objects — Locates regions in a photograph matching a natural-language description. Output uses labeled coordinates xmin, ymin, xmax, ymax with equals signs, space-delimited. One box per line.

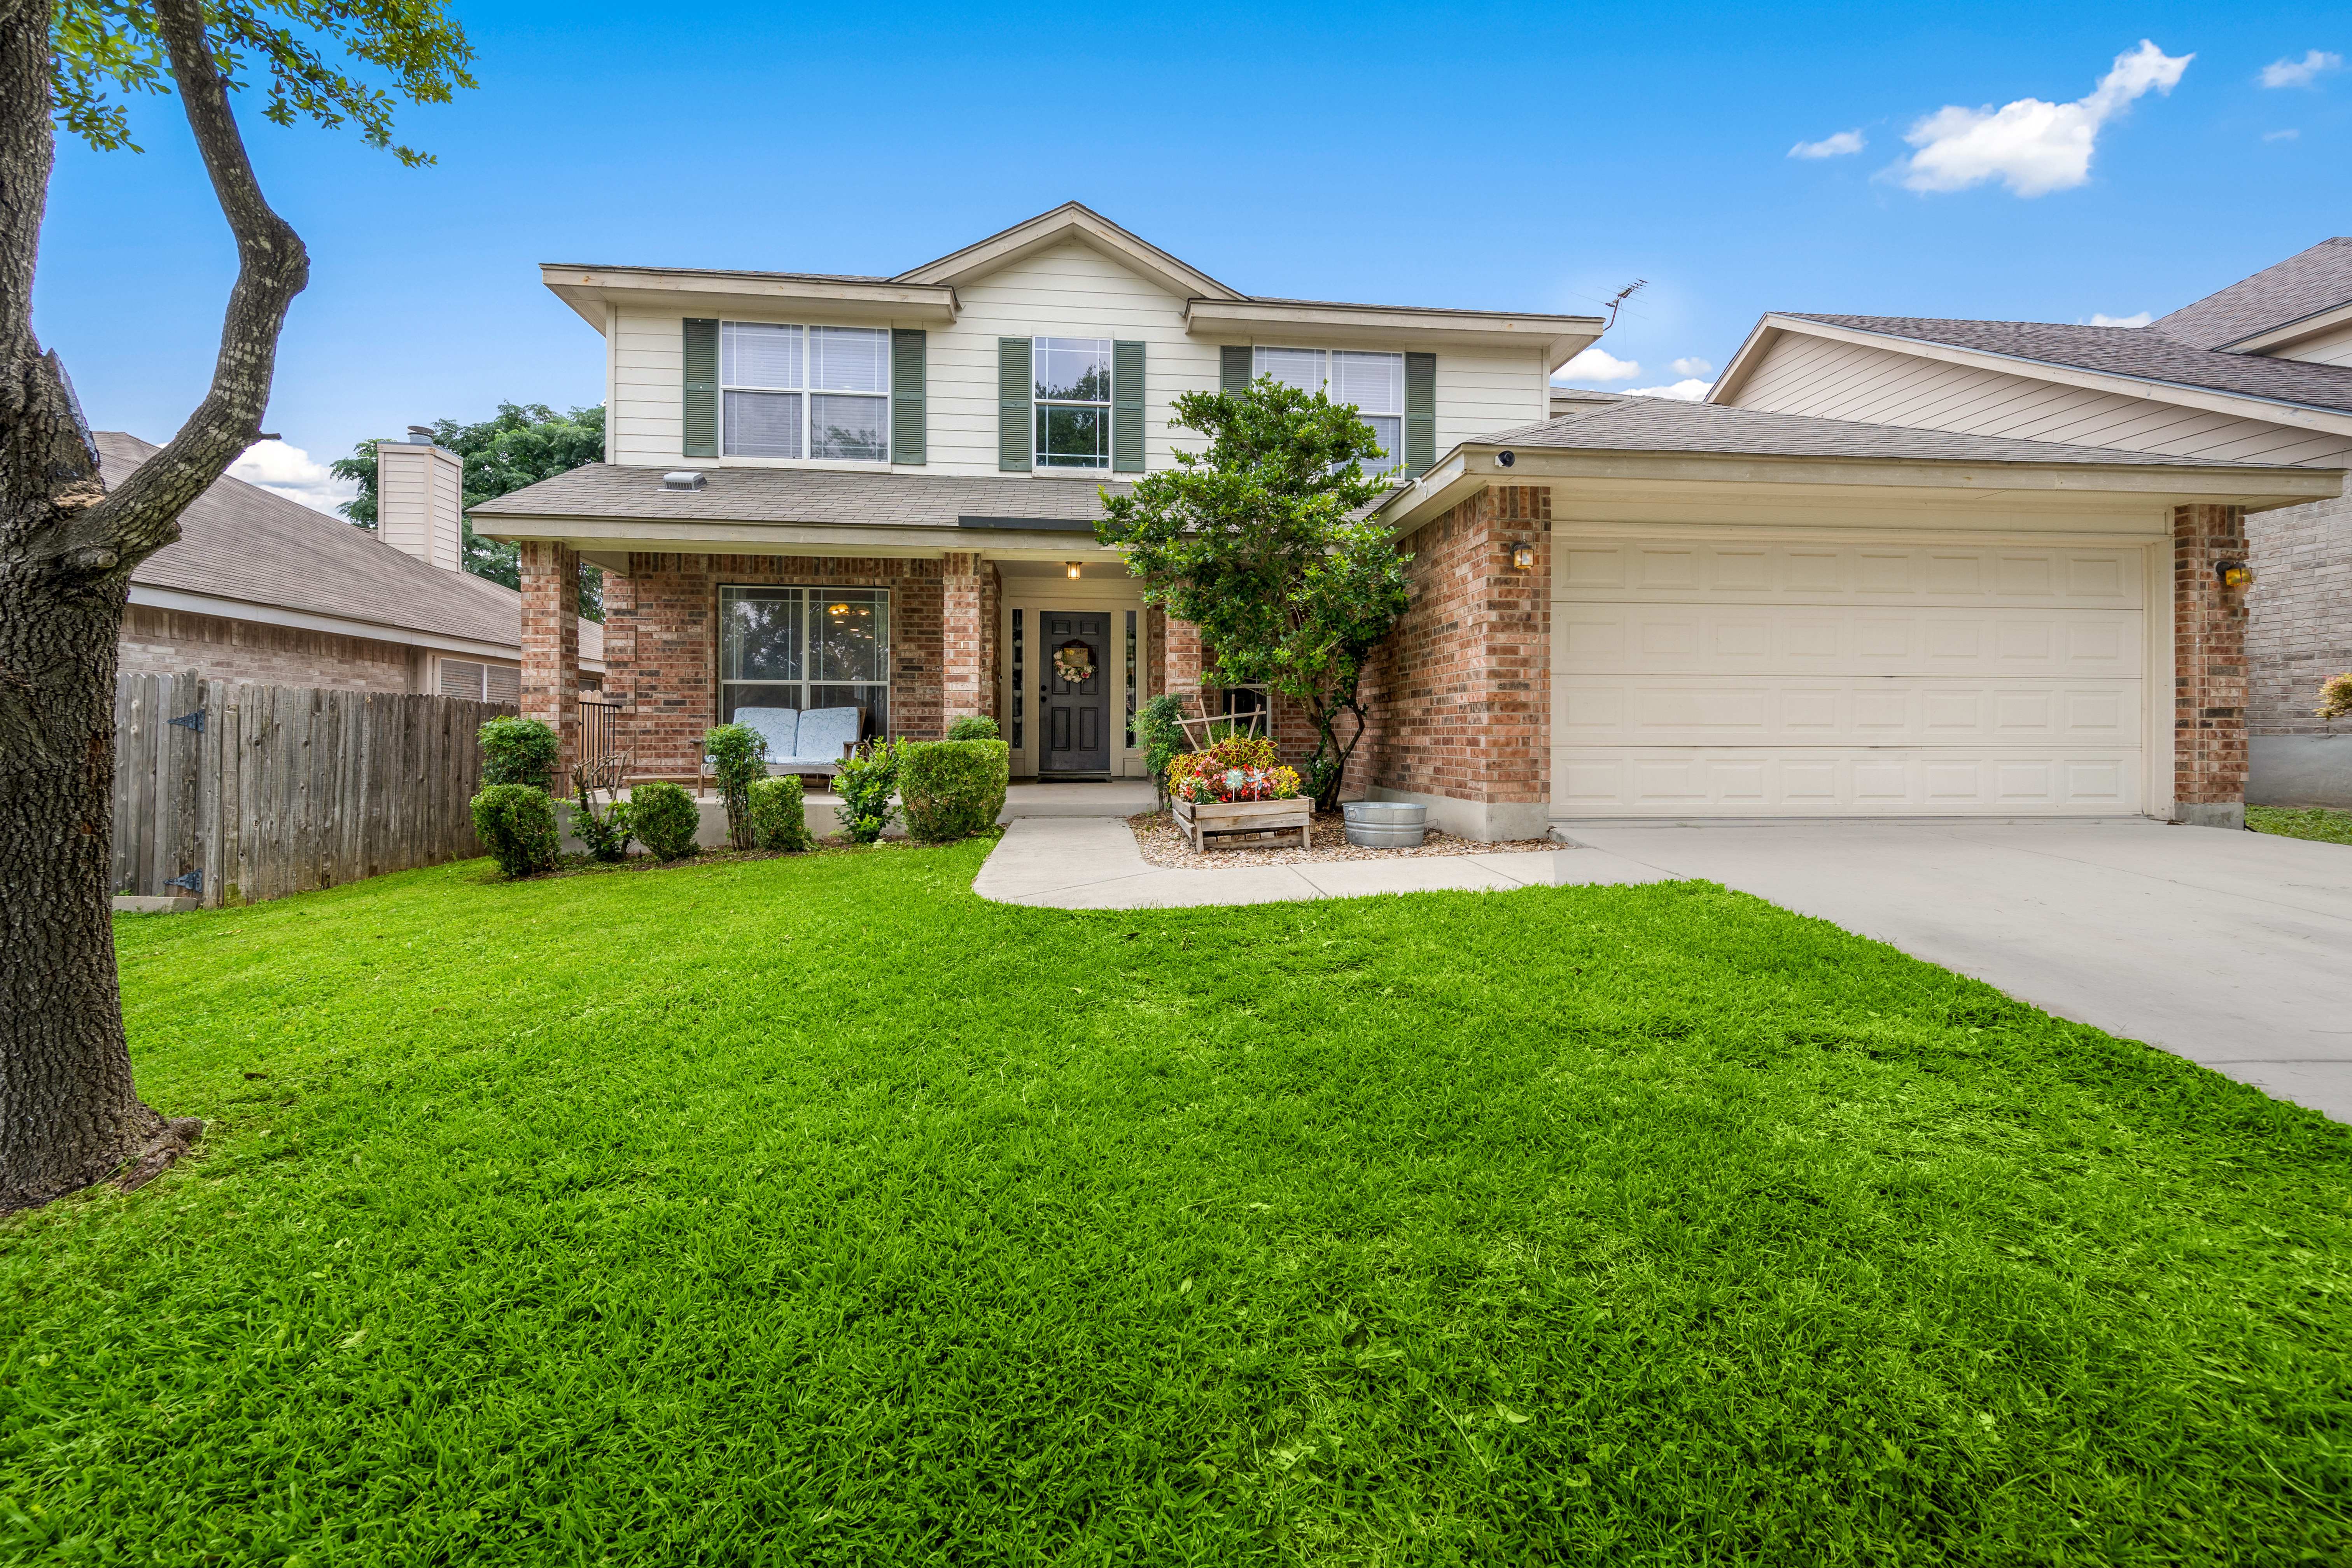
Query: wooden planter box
xmin=1174 ymin=796 xmax=1312 ymax=852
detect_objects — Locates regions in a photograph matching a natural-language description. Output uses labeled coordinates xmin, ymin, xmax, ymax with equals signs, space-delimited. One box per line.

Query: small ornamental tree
xmin=1098 ymin=377 xmax=1411 ymax=812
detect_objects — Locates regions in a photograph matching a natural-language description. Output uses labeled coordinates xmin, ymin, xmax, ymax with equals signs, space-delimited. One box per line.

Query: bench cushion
xmin=731 ymin=707 xmax=799 ymax=764
xmin=771 ymin=705 xmax=863 ymax=773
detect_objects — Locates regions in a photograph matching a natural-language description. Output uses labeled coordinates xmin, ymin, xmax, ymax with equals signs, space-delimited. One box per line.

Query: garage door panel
xmin=1554 ymin=541 xmax=2144 ymax=607
xmin=1555 ymin=603 xmax=2140 ymax=676
xmin=1554 ymin=747 xmax=2142 ymax=813
xmin=1558 ymin=679 xmax=2143 ymax=745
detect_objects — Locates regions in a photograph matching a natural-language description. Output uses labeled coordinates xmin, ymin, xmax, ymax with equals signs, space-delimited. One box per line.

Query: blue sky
xmin=35 ymin=0 xmax=2350 ymax=510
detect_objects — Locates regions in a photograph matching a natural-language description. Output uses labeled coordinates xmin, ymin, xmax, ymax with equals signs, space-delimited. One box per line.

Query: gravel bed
xmin=1129 ymin=810 xmax=1557 ymax=870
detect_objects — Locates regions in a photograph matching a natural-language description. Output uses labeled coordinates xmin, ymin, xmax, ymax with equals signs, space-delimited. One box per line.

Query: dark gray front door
xmin=1040 ymin=612 xmax=1111 ymax=774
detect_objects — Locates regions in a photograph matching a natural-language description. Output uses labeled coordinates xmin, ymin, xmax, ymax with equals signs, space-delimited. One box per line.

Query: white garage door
xmin=1551 ymin=537 xmax=2148 ymax=816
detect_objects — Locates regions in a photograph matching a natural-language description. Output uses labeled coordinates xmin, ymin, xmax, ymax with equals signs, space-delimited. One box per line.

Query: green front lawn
xmin=4 ymin=848 xmax=2347 ymax=1564
xmin=2249 ymin=804 xmax=2352 ymax=846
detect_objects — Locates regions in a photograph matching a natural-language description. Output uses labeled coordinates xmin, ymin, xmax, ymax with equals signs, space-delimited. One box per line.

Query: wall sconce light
xmin=2217 ymin=561 xmax=2254 ymax=588
xmin=1064 ymin=562 xmax=1082 ymax=579
xmin=1510 ymin=545 xmax=1537 ymax=571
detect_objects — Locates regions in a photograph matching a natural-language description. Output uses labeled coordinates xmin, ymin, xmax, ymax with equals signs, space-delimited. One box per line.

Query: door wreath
xmin=1052 ymin=641 xmax=1094 ymax=686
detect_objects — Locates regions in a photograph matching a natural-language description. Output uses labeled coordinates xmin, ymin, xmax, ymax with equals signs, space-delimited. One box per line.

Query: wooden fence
xmin=111 ymin=672 xmax=518 ymax=907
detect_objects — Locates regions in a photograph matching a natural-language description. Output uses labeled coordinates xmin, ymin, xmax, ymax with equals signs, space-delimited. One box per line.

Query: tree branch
xmin=74 ymin=0 xmax=308 ymax=567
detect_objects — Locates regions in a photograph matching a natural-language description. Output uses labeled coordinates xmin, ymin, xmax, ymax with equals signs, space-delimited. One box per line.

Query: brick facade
xmin=520 ymin=541 xmax=582 ymax=772
xmin=942 ymin=553 xmax=1003 ymax=724
xmin=118 ymin=603 xmax=423 ymax=691
xmin=1348 ymin=485 xmax=1551 ymax=840
xmin=2246 ymin=494 xmax=2352 ymax=736
xmin=2174 ymin=503 xmax=2252 ymax=828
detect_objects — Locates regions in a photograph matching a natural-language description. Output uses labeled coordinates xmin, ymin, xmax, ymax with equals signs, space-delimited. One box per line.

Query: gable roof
xmin=891 ymin=201 xmax=1245 ymax=301
xmin=1776 ymin=313 xmax=2352 ymax=416
xmin=2149 ymin=237 xmax=2352 ymax=350
xmin=101 ymin=432 xmax=601 ymax=662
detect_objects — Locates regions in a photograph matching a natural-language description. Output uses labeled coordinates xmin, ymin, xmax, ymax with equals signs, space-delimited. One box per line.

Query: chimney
xmin=375 ymin=427 xmax=464 ymax=572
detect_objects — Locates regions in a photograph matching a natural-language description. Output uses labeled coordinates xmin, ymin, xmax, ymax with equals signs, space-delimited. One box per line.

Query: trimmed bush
xmin=570 ymin=782 xmax=634 ymax=863
xmin=832 ymin=739 xmax=901 ymax=845
xmin=946 ymin=714 xmax=1000 ymax=742
xmin=747 ymin=775 xmax=813 ymax=852
xmin=470 ymin=784 xmax=560 ymax=877
xmin=899 ymin=739 xmax=1010 ymax=845
xmin=704 ymin=723 xmax=768 ymax=850
xmin=631 ymin=780 xmax=702 ymax=861
xmin=478 ymin=716 xmax=560 ymax=789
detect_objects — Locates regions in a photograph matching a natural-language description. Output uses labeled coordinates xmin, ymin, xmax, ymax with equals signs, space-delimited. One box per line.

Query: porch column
xmin=520 ymin=540 xmax=581 ymax=779
xmin=2174 ymin=502 xmax=2250 ymax=828
xmin=1165 ymin=615 xmax=1205 ymax=716
xmin=942 ymin=551 xmax=985 ymax=730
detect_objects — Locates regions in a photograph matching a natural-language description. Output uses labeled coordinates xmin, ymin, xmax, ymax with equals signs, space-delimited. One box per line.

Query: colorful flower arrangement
xmin=1166 ymin=735 xmax=1303 ymax=804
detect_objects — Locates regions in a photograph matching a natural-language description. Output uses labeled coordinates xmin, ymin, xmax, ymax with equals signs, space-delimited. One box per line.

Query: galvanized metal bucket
xmin=1342 ymin=800 xmax=1428 ymax=849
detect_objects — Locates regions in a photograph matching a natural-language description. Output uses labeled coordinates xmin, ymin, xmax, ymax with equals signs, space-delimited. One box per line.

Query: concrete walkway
xmin=1560 ymin=819 xmax=2352 ymax=1123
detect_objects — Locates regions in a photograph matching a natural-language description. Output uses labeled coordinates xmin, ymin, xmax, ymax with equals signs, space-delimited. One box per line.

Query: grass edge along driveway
xmin=3 ymin=843 xmax=2347 ymax=1566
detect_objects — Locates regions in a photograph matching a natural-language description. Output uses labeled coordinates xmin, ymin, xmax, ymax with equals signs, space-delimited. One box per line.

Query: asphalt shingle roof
xmin=470 ymin=464 xmax=1135 ymax=528
xmin=1476 ymin=394 xmax=2314 ymax=469
xmin=103 ymin=431 xmax=602 ymax=660
xmin=2148 ymin=237 xmax=2352 ymax=349
xmin=1785 ymin=313 xmax=2352 ymax=415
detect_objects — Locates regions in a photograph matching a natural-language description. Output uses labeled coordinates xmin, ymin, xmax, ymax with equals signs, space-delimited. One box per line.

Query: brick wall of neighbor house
xmin=600 ymin=553 xmax=947 ymax=775
xmin=118 ymin=604 xmax=422 ymax=691
xmin=2246 ymin=494 xmax=2352 ymax=735
xmin=2175 ymin=503 xmax=2251 ymax=826
xmin=1348 ymin=485 xmax=1550 ymax=833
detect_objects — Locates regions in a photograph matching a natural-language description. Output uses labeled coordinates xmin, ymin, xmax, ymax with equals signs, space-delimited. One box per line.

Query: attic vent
xmin=662 ymin=470 xmax=706 ymax=490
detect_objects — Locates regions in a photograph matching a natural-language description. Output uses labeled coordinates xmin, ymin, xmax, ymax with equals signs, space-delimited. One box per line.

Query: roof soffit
xmin=891 ymin=201 xmax=1245 ymax=300
xmin=540 ymin=265 xmax=959 ymax=331
xmin=1184 ymin=298 xmax=1605 ymax=367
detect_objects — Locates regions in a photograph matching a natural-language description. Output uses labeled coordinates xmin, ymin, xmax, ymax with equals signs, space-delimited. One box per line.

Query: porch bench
xmin=732 ymin=705 xmax=865 ymax=777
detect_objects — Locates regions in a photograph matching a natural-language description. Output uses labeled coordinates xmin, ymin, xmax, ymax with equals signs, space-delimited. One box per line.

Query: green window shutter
xmin=1220 ymin=344 xmax=1251 ymax=395
xmin=891 ymin=328 xmax=926 ymax=466
xmin=682 ymin=318 xmax=718 ymax=459
xmin=1404 ymin=351 xmax=1436 ymax=477
xmin=1112 ymin=340 xmax=1146 ymax=472
xmin=998 ymin=337 xmax=1032 ymax=472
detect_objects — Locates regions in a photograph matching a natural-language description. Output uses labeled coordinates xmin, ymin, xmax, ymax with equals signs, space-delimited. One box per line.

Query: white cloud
xmin=1621 ymin=379 xmax=1714 ymax=402
xmin=2264 ymin=128 xmax=2302 ymax=141
xmin=2261 ymin=50 xmax=2341 ymax=88
xmin=1670 ymin=356 xmax=1715 ymax=377
xmin=228 ymin=439 xmax=359 ymax=518
xmin=1556 ymin=346 xmax=1642 ymax=383
xmin=2086 ymin=311 xmax=2152 ymax=327
xmin=1789 ymin=129 xmax=1867 ymax=158
xmin=1894 ymin=40 xmax=2192 ymax=197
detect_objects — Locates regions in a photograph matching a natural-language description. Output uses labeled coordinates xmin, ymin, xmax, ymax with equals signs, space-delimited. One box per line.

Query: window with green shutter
xmin=1404 ymin=352 xmax=1436 ymax=476
xmin=1112 ymin=340 xmax=1145 ymax=472
xmin=891 ymin=329 xmax=926 ymax=466
xmin=998 ymin=338 xmax=1032 ymax=472
xmin=1220 ymin=344 xmax=1251 ymax=395
xmin=682 ymin=318 xmax=718 ymax=458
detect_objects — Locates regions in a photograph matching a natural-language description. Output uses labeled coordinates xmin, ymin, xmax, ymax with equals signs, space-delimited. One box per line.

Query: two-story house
xmin=474 ymin=204 xmax=2341 ymax=838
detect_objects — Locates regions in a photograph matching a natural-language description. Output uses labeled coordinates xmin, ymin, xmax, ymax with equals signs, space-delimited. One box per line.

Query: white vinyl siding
xmin=1728 ymin=331 xmax=2352 ymax=467
xmin=2272 ymin=318 xmax=2352 ymax=368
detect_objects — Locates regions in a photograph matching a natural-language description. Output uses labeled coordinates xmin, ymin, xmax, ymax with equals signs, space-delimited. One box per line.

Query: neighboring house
xmin=1708 ymin=237 xmax=2352 ymax=808
xmin=101 ymin=430 xmax=603 ymax=698
xmin=473 ymin=203 xmax=2339 ymax=837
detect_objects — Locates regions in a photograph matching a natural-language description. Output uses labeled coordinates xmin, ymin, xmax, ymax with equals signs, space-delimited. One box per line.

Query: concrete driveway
xmin=1559 ymin=819 xmax=2352 ymax=1123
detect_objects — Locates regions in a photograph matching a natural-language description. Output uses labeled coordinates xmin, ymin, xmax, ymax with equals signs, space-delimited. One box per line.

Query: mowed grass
xmin=2249 ymin=804 xmax=2352 ymax=847
xmin=2 ymin=846 xmax=2348 ymax=1566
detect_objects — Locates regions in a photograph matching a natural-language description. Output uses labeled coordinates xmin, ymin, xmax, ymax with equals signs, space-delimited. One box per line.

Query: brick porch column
xmin=2174 ymin=502 xmax=2250 ymax=828
xmin=520 ymin=540 xmax=581 ymax=779
xmin=1165 ymin=615 xmax=1205 ymax=716
xmin=942 ymin=551 xmax=985 ymax=730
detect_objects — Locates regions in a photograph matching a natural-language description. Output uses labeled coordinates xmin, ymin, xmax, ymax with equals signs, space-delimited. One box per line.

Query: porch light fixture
xmin=1065 ymin=562 xmax=1082 ymax=579
xmin=1511 ymin=545 xmax=1538 ymax=571
xmin=2217 ymin=561 xmax=2254 ymax=588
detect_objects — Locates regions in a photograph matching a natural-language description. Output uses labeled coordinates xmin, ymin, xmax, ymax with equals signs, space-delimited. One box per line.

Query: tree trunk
xmin=0 ymin=0 xmax=305 ymax=1213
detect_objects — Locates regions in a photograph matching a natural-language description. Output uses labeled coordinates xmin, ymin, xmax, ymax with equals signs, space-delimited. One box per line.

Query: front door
xmin=1040 ymin=612 xmax=1111 ymax=775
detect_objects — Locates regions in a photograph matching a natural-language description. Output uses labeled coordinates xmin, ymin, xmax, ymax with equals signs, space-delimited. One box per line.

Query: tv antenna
xmin=1603 ymin=279 xmax=1648 ymax=329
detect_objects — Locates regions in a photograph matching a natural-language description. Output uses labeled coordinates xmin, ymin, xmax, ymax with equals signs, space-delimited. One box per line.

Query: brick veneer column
xmin=520 ymin=540 xmax=580 ymax=775
xmin=1165 ymin=615 xmax=1204 ymax=716
xmin=2175 ymin=502 xmax=2250 ymax=828
xmin=943 ymin=551 xmax=984 ymax=727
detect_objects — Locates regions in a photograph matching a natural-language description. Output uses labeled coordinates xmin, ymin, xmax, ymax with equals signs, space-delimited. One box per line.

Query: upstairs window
xmin=1035 ymin=337 xmax=1112 ymax=468
xmin=721 ymin=323 xmax=890 ymax=462
xmin=1252 ymin=346 xmax=1405 ymax=475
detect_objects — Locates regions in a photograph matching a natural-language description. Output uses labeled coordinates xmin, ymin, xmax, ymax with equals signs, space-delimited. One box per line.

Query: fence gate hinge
xmin=165 ymin=870 xmax=202 ymax=896
xmin=168 ymin=709 xmax=205 ymax=734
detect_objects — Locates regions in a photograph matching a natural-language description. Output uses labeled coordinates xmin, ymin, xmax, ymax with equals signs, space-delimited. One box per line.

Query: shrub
xmin=478 ymin=716 xmax=560 ymax=789
xmin=704 ymin=723 xmax=768 ymax=850
xmin=631 ymin=780 xmax=702 ymax=861
xmin=947 ymin=714 xmax=1000 ymax=742
xmin=1134 ymin=694 xmax=1188 ymax=807
xmin=2318 ymin=672 xmax=2352 ymax=722
xmin=747 ymin=775 xmax=813 ymax=852
xmin=470 ymin=784 xmax=560 ymax=877
xmin=569 ymin=774 xmax=634 ymax=863
xmin=900 ymin=739 xmax=1010 ymax=844
xmin=832 ymin=739 xmax=901 ymax=845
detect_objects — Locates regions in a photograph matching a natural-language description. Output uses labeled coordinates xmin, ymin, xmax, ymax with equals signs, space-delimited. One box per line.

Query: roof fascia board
xmin=470 ymin=514 xmax=1131 ymax=560
xmin=1758 ymin=314 xmax=2352 ymax=436
xmin=541 ymin=265 xmax=959 ymax=331
xmin=2217 ymin=297 xmax=2352 ymax=355
xmin=1705 ymin=316 xmax=1785 ymax=404
xmin=892 ymin=203 xmax=1244 ymax=300
xmin=126 ymin=583 xmax=539 ymax=663
xmin=1186 ymin=299 xmax=1604 ymax=368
